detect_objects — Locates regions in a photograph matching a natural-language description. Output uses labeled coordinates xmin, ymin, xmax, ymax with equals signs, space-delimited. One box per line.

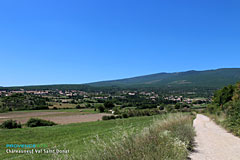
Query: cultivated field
xmin=0 ymin=109 xmax=109 ymax=124
xmin=0 ymin=115 xmax=159 ymax=160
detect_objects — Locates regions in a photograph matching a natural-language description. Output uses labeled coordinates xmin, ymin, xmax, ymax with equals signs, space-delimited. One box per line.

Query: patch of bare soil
xmin=0 ymin=111 xmax=64 ymax=118
xmin=0 ymin=111 xmax=111 ymax=124
xmin=37 ymin=113 xmax=111 ymax=124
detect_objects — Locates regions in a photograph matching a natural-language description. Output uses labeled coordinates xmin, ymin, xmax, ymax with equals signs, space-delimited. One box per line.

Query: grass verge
xmin=72 ymin=113 xmax=195 ymax=160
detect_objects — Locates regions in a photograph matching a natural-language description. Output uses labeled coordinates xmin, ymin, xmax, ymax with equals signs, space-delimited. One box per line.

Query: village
xmin=0 ymin=88 xmax=210 ymax=108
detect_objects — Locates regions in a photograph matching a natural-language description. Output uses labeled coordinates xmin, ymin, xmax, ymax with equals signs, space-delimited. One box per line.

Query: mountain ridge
xmin=88 ymin=68 xmax=240 ymax=88
xmin=1 ymin=68 xmax=240 ymax=90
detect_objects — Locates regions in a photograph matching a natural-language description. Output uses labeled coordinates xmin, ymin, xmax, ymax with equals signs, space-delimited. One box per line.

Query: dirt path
xmin=190 ymin=114 xmax=240 ymax=160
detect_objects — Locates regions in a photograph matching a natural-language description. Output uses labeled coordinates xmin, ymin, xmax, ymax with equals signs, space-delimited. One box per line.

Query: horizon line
xmin=1 ymin=67 xmax=239 ymax=88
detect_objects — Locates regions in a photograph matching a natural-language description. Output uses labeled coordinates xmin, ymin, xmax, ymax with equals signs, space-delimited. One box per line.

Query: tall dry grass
xmin=76 ymin=113 xmax=195 ymax=160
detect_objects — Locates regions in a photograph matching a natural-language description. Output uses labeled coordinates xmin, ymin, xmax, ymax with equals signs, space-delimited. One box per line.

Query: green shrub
xmin=1 ymin=119 xmax=22 ymax=129
xmin=224 ymin=100 xmax=240 ymax=136
xmin=0 ymin=107 xmax=8 ymax=113
xmin=120 ymin=109 xmax=164 ymax=119
xmin=113 ymin=106 xmax=120 ymax=115
xmin=207 ymin=104 xmax=219 ymax=114
xmin=122 ymin=113 xmax=129 ymax=118
xmin=26 ymin=118 xmax=56 ymax=127
xmin=32 ymin=105 xmax=49 ymax=110
xmin=115 ymin=115 xmax=123 ymax=119
xmin=76 ymin=105 xmax=81 ymax=109
xmin=98 ymin=105 xmax=105 ymax=113
xmin=102 ymin=116 xmax=110 ymax=120
xmin=104 ymin=101 xmax=115 ymax=109
xmin=110 ymin=115 xmax=116 ymax=119
xmin=207 ymin=82 xmax=240 ymax=136
xmin=102 ymin=109 xmax=166 ymax=121
xmin=102 ymin=115 xmax=117 ymax=120
xmin=52 ymin=107 xmax=58 ymax=110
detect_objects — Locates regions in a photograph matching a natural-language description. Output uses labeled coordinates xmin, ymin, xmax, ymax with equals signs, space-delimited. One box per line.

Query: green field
xmin=0 ymin=115 xmax=159 ymax=160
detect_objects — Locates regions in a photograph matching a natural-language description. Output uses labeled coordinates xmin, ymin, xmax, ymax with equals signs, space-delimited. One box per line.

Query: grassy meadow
xmin=0 ymin=115 xmax=158 ymax=160
xmin=79 ymin=113 xmax=195 ymax=160
xmin=0 ymin=113 xmax=195 ymax=160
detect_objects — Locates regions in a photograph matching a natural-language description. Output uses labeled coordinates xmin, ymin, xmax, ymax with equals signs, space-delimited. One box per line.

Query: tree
xmin=213 ymin=85 xmax=235 ymax=107
xmin=175 ymin=103 xmax=181 ymax=110
xmin=98 ymin=105 xmax=105 ymax=113
xmin=86 ymin=103 xmax=92 ymax=108
xmin=233 ymin=82 xmax=240 ymax=101
xmin=76 ymin=105 xmax=81 ymax=109
xmin=104 ymin=101 xmax=115 ymax=109
xmin=113 ymin=106 xmax=120 ymax=114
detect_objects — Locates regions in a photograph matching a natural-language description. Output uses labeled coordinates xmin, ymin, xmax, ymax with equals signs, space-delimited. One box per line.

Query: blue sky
xmin=0 ymin=0 xmax=240 ymax=86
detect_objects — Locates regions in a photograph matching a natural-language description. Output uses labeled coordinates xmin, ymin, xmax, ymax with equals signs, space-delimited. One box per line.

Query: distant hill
xmin=1 ymin=68 xmax=240 ymax=91
xmin=88 ymin=68 xmax=240 ymax=88
xmin=0 ymin=84 xmax=95 ymax=91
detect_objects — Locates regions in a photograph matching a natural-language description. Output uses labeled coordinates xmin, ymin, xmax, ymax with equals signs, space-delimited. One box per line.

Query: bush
xmin=207 ymin=104 xmax=219 ymax=114
xmin=76 ymin=105 xmax=81 ymax=109
xmin=102 ymin=109 xmax=166 ymax=121
xmin=113 ymin=106 xmax=120 ymax=115
xmin=52 ymin=107 xmax=58 ymax=110
xmin=102 ymin=115 xmax=116 ymax=120
xmin=122 ymin=113 xmax=129 ymax=118
xmin=104 ymin=101 xmax=115 ymax=109
xmin=115 ymin=115 xmax=123 ymax=119
xmin=98 ymin=105 xmax=105 ymax=113
xmin=110 ymin=115 xmax=116 ymax=119
xmin=165 ymin=105 xmax=174 ymax=112
xmin=0 ymin=107 xmax=8 ymax=113
xmin=26 ymin=118 xmax=56 ymax=127
xmin=121 ymin=109 xmax=164 ymax=119
xmin=1 ymin=119 xmax=22 ymax=129
xmin=32 ymin=105 xmax=49 ymax=110
xmin=224 ymin=100 xmax=240 ymax=135
xmin=102 ymin=116 xmax=110 ymax=120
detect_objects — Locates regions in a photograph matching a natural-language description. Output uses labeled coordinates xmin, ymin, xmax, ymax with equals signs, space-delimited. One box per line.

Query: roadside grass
xmin=70 ymin=113 xmax=195 ymax=160
xmin=0 ymin=115 xmax=159 ymax=160
xmin=205 ymin=112 xmax=226 ymax=125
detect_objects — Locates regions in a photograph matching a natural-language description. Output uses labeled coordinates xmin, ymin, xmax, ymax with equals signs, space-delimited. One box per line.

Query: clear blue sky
xmin=0 ymin=0 xmax=240 ymax=86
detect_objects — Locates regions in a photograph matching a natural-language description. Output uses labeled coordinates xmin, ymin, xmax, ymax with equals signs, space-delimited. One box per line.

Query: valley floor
xmin=0 ymin=115 xmax=157 ymax=160
xmin=0 ymin=109 xmax=109 ymax=124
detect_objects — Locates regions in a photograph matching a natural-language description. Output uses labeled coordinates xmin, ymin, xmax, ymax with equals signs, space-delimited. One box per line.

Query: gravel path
xmin=190 ymin=114 xmax=240 ymax=160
